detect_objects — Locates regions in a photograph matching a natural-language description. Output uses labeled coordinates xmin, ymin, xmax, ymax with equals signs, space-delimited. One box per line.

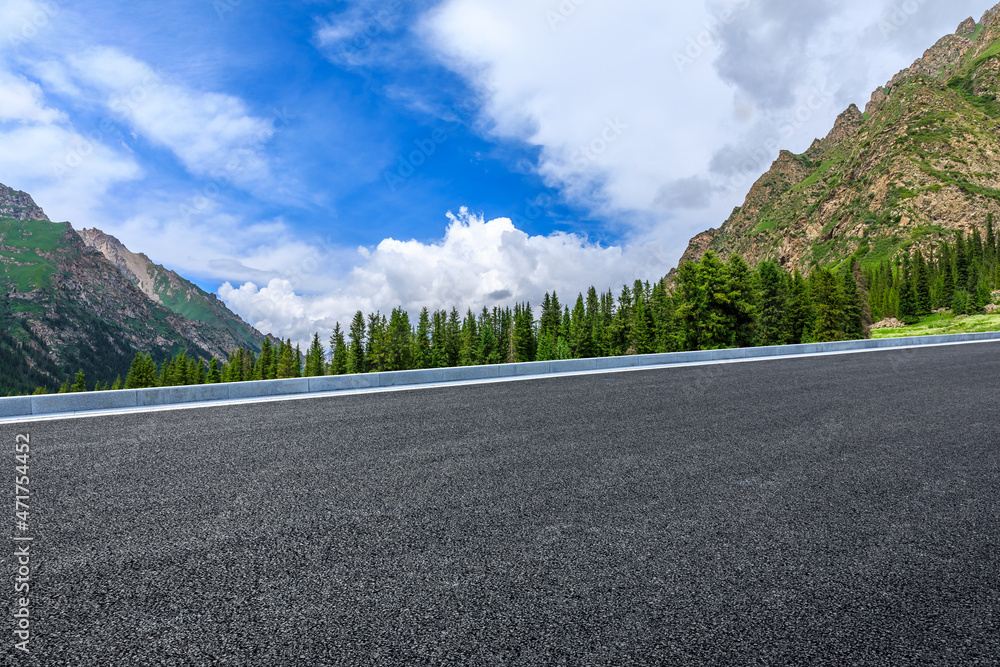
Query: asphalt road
xmin=3 ymin=343 xmax=1000 ymax=665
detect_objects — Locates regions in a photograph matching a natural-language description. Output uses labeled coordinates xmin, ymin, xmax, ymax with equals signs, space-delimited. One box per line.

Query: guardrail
xmin=2 ymin=331 xmax=998 ymax=420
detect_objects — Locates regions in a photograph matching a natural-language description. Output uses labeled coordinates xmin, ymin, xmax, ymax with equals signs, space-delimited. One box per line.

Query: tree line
xmin=866 ymin=219 xmax=1000 ymax=322
xmin=39 ymin=222 xmax=1000 ymax=394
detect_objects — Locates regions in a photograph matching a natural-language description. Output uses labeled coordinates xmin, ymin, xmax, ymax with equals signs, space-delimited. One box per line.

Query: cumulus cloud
xmin=219 ymin=208 xmax=659 ymax=345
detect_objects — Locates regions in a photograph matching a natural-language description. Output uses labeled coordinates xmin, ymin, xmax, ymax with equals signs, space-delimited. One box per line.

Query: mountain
xmin=0 ymin=186 xmax=265 ymax=395
xmin=78 ymin=228 xmax=264 ymax=352
xmin=675 ymin=4 xmax=1000 ymax=275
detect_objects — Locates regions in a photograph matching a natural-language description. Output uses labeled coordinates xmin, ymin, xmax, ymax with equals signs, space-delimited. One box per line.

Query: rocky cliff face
xmin=78 ymin=228 xmax=265 ymax=354
xmin=0 ymin=191 xmax=267 ymax=393
xmin=675 ymin=4 xmax=1000 ymax=276
xmin=0 ymin=184 xmax=49 ymax=221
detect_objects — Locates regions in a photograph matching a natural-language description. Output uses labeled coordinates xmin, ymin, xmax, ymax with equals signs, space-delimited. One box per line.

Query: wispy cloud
xmin=64 ymin=47 xmax=275 ymax=186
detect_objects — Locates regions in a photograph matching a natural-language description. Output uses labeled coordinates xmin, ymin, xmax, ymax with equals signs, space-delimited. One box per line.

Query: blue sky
xmin=0 ymin=0 xmax=993 ymax=342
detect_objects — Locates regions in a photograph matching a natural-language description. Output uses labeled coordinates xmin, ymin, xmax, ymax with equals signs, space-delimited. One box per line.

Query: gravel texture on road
xmin=3 ymin=343 xmax=999 ymax=665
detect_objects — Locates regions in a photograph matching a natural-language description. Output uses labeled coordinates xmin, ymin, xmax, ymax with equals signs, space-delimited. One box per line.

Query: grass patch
xmin=871 ymin=311 xmax=1000 ymax=338
xmin=752 ymin=218 xmax=779 ymax=235
xmin=947 ymin=73 xmax=1000 ymax=118
xmin=791 ymin=159 xmax=836 ymax=192
xmin=917 ymin=161 xmax=1000 ymax=201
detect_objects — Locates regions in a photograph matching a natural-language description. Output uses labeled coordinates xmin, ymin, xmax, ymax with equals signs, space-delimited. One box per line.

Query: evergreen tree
xmin=812 ymin=268 xmax=845 ymax=341
xmin=512 ymin=302 xmax=536 ymax=362
xmin=650 ymin=281 xmax=675 ymax=353
xmin=841 ymin=266 xmax=866 ymax=340
xmin=755 ymin=260 xmax=787 ymax=346
xmin=71 ymin=370 xmax=87 ymax=393
xmin=897 ymin=256 xmax=919 ymax=325
xmin=347 ymin=311 xmax=367 ymax=374
xmin=330 ymin=324 xmax=349 ymax=375
xmin=726 ymin=254 xmax=756 ymax=347
xmin=913 ymin=249 xmax=932 ymax=315
xmin=254 ymin=338 xmax=273 ymax=380
xmin=569 ymin=294 xmax=594 ymax=358
xmin=125 ymin=353 xmax=157 ymax=389
xmin=414 ymin=308 xmax=432 ymax=369
xmin=207 ymin=358 xmax=222 ymax=383
xmin=785 ymin=270 xmax=813 ymax=344
xmin=386 ymin=307 xmax=413 ymax=371
xmin=111 ymin=375 xmax=122 ymax=391
xmin=367 ymin=312 xmax=389 ymax=372
xmin=305 ymin=333 xmax=326 ymax=377
xmin=276 ymin=340 xmax=295 ymax=378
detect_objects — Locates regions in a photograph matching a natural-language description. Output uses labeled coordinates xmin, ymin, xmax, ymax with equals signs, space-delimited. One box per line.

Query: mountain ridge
xmin=674 ymin=3 xmax=1000 ymax=276
xmin=0 ymin=185 xmax=266 ymax=394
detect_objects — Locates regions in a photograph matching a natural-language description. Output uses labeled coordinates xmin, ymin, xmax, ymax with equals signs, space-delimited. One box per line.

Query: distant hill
xmin=675 ymin=4 xmax=1000 ymax=276
xmin=78 ymin=228 xmax=264 ymax=352
xmin=0 ymin=184 xmax=265 ymax=395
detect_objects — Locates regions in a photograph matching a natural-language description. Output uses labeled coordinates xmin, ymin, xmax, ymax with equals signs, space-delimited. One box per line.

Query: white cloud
xmin=0 ymin=122 xmax=141 ymax=219
xmin=0 ymin=69 xmax=63 ymax=123
xmin=218 ymin=208 xmax=663 ymax=346
xmin=64 ymin=47 xmax=275 ymax=185
xmin=421 ymin=0 xmax=991 ymax=265
xmin=0 ymin=0 xmax=59 ymax=49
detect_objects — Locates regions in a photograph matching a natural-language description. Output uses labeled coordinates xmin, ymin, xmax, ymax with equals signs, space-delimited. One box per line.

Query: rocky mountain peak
xmin=0 ymin=183 xmax=49 ymax=221
xmin=957 ymin=17 xmax=977 ymax=37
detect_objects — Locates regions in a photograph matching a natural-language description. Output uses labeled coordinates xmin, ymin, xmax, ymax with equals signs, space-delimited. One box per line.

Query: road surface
xmin=3 ymin=343 xmax=999 ymax=665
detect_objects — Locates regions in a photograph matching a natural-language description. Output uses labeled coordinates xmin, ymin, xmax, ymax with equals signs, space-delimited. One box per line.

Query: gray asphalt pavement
xmin=3 ymin=343 xmax=1000 ymax=665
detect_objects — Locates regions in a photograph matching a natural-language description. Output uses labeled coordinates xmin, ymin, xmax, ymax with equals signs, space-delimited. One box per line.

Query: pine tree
xmin=111 ymin=375 xmax=122 ymax=391
xmin=755 ymin=260 xmax=787 ymax=346
xmin=386 ymin=307 xmax=412 ymax=371
xmin=254 ymin=338 xmax=273 ymax=380
xmin=569 ymin=294 xmax=593 ymax=358
xmin=726 ymin=254 xmax=756 ymax=347
xmin=305 ymin=333 xmax=325 ymax=377
xmin=414 ymin=308 xmax=432 ymax=369
xmin=347 ymin=311 xmax=366 ymax=374
xmin=367 ymin=312 xmax=389 ymax=372
xmin=785 ymin=270 xmax=813 ymax=344
xmin=71 ymin=370 xmax=87 ymax=393
xmin=330 ymin=324 xmax=349 ymax=375
xmin=276 ymin=340 xmax=295 ymax=378
xmin=812 ymin=268 xmax=845 ymax=341
xmin=125 ymin=353 xmax=157 ymax=389
xmin=208 ymin=358 xmax=222 ymax=383
xmin=512 ymin=302 xmax=535 ymax=362
xmin=841 ymin=267 xmax=866 ymax=340
xmin=913 ymin=249 xmax=932 ymax=315
xmin=897 ymin=256 xmax=919 ymax=325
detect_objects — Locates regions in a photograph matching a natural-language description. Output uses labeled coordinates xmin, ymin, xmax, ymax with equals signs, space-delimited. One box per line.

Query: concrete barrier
xmin=2 ymin=331 xmax=998 ymax=420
